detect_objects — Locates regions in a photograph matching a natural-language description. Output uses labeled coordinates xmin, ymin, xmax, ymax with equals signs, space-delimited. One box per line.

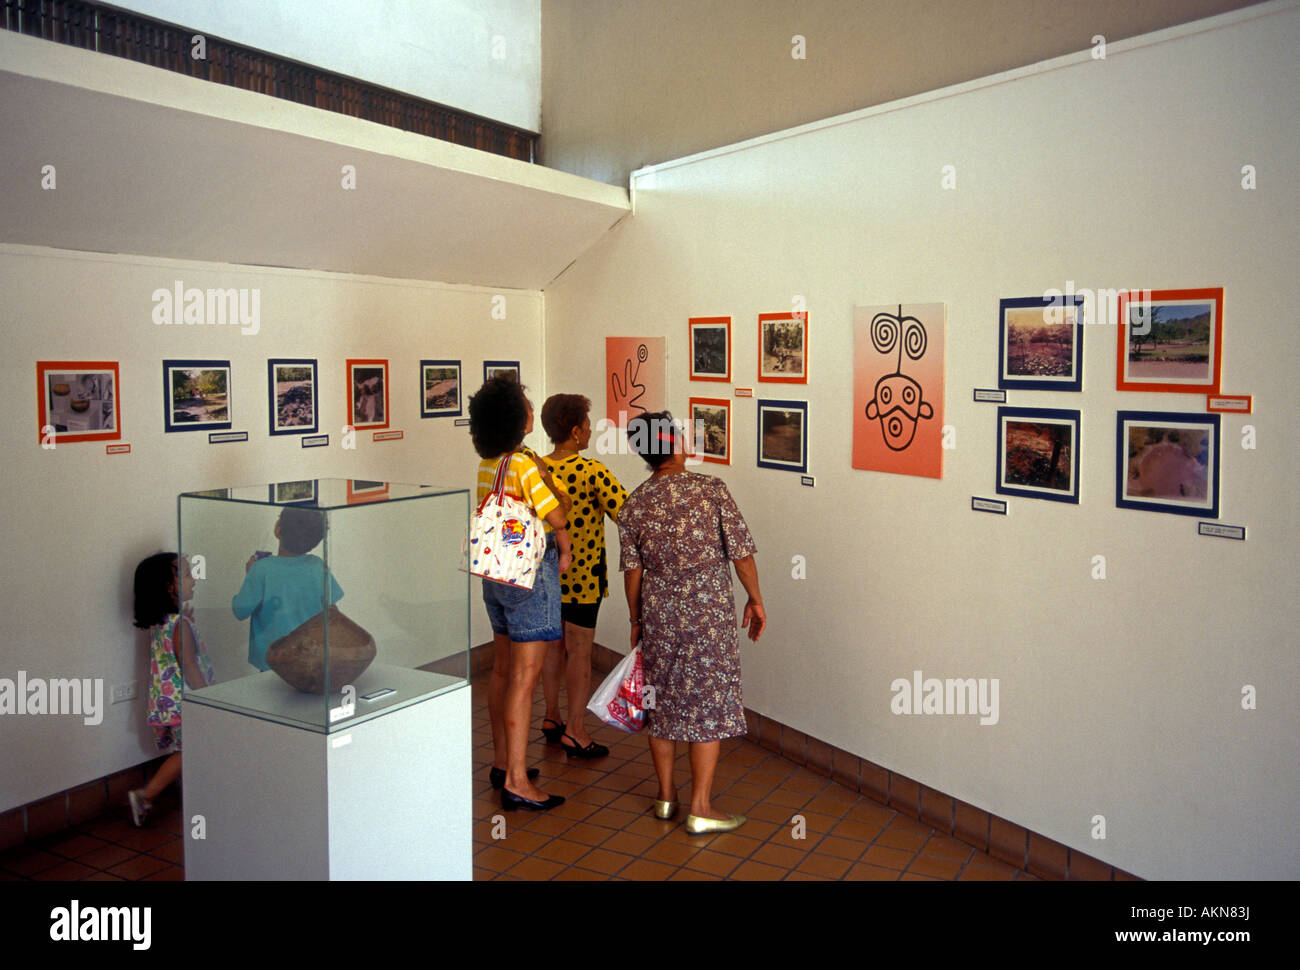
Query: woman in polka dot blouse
xmin=539 ymin=394 xmax=629 ymax=759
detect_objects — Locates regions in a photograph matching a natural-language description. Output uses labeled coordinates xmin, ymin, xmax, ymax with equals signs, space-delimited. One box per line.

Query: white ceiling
xmin=0 ymin=32 xmax=629 ymax=290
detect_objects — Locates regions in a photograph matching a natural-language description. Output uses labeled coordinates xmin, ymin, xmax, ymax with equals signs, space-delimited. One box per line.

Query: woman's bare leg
xmin=504 ymin=639 xmax=550 ymax=800
xmin=562 ymin=621 xmax=597 ymax=746
xmin=649 ymin=735 xmax=677 ymax=803
xmin=541 ymin=638 xmax=564 ymax=730
xmin=488 ymin=632 xmax=511 ymax=771
xmin=688 ymin=741 xmax=728 ymax=819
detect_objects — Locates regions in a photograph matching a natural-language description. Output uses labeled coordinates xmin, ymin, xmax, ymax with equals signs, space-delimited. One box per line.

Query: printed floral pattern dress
xmin=147 ymin=613 xmax=214 ymax=752
xmin=618 ymin=472 xmax=757 ymax=742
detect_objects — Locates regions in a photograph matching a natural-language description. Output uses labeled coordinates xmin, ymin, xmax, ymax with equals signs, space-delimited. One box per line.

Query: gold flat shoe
xmin=653 ymin=799 xmax=678 ymax=820
xmin=684 ymin=813 xmax=745 ymax=834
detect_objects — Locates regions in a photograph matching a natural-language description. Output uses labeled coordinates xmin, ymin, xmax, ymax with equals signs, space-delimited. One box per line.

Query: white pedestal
xmin=182 ymin=680 xmax=471 ymax=880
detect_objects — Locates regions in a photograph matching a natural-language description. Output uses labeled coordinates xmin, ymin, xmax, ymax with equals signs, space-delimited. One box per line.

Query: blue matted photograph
xmin=997 ymin=294 xmax=1084 ymax=392
xmin=1116 ymin=410 xmax=1220 ymax=517
xmin=996 ymin=406 xmax=1081 ymax=504
xmin=756 ymin=398 xmax=808 ymax=473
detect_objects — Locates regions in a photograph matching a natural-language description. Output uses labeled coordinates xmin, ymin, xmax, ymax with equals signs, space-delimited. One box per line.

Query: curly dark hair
xmin=541 ymin=394 xmax=591 ymax=444
xmin=279 ymin=506 xmax=326 ymax=555
xmin=626 ymin=410 xmax=679 ymax=470
xmin=468 ymin=375 xmax=529 ymax=459
xmin=133 ymin=552 xmax=178 ymax=629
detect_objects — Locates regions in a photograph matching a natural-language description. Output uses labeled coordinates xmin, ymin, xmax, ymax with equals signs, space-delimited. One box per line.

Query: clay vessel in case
xmin=266 ymin=605 xmax=377 ymax=694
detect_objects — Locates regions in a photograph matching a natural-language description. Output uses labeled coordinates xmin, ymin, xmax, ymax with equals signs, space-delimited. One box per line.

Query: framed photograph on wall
xmin=1116 ymin=288 xmax=1223 ymax=393
xmin=1116 ymin=411 xmax=1220 ymax=517
xmin=36 ymin=361 xmax=121 ymax=444
xmin=996 ymin=407 xmax=1081 ymax=504
xmin=689 ymin=396 xmax=731 ymax=464
xmin=998 ymin=295 xmax=1084 ymax=391
xmin=163 ymin=360 xmax=232 ymax=433
xmin=420 ymin=360 xmax=462 ymax=418
xmin=267 ymin=358 xmax=318 ymax=435
xmin=483 ymin=360 xmax=520 ymax=384
xmin=758 ymin=312 xmax=809 ymax=383
xmin=756 ymin=399 xmax=808 ymax=473
xmin=689 ymin=316 xmax=731 ymax=382
xmin=347 ymin=358 xmax=389 ymax=430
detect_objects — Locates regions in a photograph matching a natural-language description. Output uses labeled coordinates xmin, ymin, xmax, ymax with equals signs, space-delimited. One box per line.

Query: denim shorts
xmin=482 ymin=542 xmax=562 ymax=643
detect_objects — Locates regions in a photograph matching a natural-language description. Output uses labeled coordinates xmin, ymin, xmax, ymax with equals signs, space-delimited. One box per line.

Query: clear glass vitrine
xmin=178 ymin=479 xmax=469 ymax=732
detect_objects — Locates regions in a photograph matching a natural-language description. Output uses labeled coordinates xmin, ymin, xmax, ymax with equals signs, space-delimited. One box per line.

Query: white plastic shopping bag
xmin=587 ymin=643 xmax=645 ymax=732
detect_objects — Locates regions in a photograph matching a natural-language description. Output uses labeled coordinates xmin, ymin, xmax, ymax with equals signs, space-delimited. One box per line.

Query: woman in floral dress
xmin=618 ymin=411 xmax=766 ymax=834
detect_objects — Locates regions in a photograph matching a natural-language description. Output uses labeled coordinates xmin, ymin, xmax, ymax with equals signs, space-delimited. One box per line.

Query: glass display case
xmin=178 ymin=479 xmax=469 ymax=733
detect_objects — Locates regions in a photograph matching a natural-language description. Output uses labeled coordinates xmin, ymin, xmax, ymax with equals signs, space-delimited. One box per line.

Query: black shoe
xmin=501 ymin=787 xmax=565 ymax=811
xmin=540 ymin=719 xmax=566 ymax=744
xmin=489 ymin=766 xmax=539 ymax=791
xmin=560 ymin=733 xmax=610 ymax=759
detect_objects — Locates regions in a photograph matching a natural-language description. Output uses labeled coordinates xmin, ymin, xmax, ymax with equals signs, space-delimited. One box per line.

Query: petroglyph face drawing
xmin=864 ymin=308 xmax=932 ymax=451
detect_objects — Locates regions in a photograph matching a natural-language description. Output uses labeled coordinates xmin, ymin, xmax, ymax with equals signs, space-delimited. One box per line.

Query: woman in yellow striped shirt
xmin=469 ymin=376 xmax=571 ymax=811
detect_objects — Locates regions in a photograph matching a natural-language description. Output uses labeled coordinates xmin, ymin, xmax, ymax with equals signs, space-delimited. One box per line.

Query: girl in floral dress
xmin=128 ymin=553 xmax=214 ymax=827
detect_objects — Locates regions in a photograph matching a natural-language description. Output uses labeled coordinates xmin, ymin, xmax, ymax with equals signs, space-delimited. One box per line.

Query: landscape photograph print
xmin=163 ymin=359 xmax=231 ymax=433
xmin=756 ymin=398 xmax=807 ymax=473
xmin=268 ymin=358 xmax=317 ymax=435
xmin=1116 ymin=288 xmax=1223 ymax=393
xmin=998 ymin=295 xmax=1083 ymax=391
xmin=996 ymin=407 xmax=1081 ymax=504
xmin=421 ymin=360 xmax=462 ymax=418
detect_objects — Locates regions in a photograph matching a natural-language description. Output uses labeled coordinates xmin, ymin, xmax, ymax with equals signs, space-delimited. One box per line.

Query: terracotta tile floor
xmin=471 ymin=677 xmax=1034 ymax=881
xmin=0 ymin=672 xmax=1034 ymax=882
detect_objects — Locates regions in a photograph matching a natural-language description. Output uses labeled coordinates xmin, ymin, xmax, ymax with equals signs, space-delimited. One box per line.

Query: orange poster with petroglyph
xmin=852 ymin=304 xmax=945 ymax=479
xmin=606 ymin=337 xmax=665 ymax=428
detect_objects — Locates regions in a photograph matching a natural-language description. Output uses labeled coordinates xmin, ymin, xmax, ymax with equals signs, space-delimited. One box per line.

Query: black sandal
xmin=541 ymin=718 xmax=566 ymax=744
xmin=560 ymin=733 xmax=609 ymax=759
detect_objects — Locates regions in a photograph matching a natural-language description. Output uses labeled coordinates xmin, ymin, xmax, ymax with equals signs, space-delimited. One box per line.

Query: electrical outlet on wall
xmin=111 ymin=682 xmax=138 ymax=704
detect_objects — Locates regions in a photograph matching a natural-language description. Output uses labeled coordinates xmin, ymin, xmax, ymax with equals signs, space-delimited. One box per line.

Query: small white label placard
xmin=1198 ymin=522 xmax=1246 ymax=540
xmin=454 ymin=418 xmax=470 ymax=427
xmin=372 ymin=430 xmax=404 ymax=442
xmin=973 ymin=388 xmax=1007 ymax=403
xmin=734 ymin=388 xmax=753 ymax=398
xmin=208 ymin=431 xmax=248 ymax=444
xmin=800 ymin=475 xmax=815 ymax=487
xmin=971 ymin=497 xmax=1008 ymax=514
xmin=301 ymin=434 xmax=329 ymax=448
xmin=328 ymin=703 xmax=355 ymax=722
xmin=330 ymin=733 xmax=352 ymax=748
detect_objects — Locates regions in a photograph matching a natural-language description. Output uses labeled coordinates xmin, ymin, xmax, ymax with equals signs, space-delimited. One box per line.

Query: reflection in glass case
xmin=178 ymin=479 xmax=469 ymax=733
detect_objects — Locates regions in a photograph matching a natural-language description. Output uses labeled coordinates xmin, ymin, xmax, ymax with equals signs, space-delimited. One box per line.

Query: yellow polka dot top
xmin=540 ymin=453 xmax=628 ymax=604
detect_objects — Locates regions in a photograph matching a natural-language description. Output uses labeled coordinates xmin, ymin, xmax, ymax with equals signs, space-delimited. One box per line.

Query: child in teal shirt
xmin=232 ymin=506 xmax=344 ymax=671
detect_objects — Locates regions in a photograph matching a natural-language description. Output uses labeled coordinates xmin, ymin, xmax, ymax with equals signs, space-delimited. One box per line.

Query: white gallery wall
xmin=110 ymin=0 xmax=541 ymax=132
xmin=0 ymin=245 xmax=545 ymax=811
xmin=544 ymin=5 xmax=1300 ymax=879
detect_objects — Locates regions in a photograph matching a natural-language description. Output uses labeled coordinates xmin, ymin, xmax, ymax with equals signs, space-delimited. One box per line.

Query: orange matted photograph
xmin=347 ymin=358 xmax=389 ymax=430
xmin=1116 ymin=288 xmax=1223 ymax=394
xmin=36 ymin=360 xmax=121 ymax=444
